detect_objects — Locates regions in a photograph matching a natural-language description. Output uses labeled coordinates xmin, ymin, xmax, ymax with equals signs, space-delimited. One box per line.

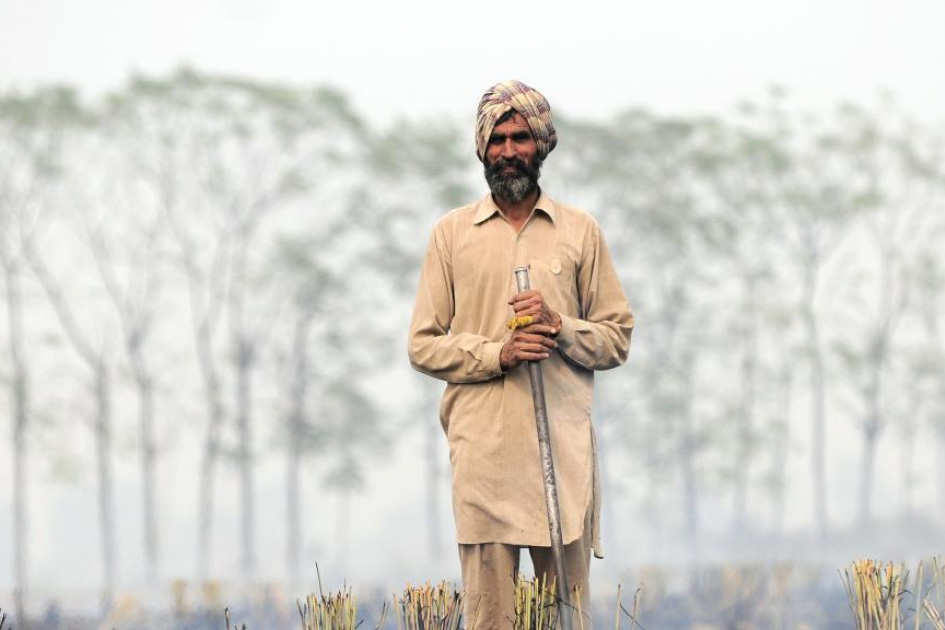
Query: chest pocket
xmin=530 ymin=253 xmax=580 ymax=319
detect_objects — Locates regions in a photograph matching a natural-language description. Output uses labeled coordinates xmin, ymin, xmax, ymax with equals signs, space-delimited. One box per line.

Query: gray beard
xmin=485 ymin=157 xmax=541 ymax=204
xmin=490 ymin=173 xmax=537 ymax=204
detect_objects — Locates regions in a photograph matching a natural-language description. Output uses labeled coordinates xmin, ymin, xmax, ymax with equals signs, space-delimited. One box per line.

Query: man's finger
xmin=515 ymin=341 xmax=551 ymax=353
xmin=512 ymin=302 xmax=542 ymax=316
xmin=522 ymin=324 xmax=559 ymax=338
xmin=509 ymin=289 xmax=539 ymax=300
xmin=530 ymin=334 xmax=557 ymax=349
xmin=508 ymin=290 xmax=543 ymax=306
xmin=513 ymin=342 xmax=556 ymax=357
xmin=513 ymin=349 xmax=551 ymax=362
xmin=514 ymin=331 xmax=556 ymax=346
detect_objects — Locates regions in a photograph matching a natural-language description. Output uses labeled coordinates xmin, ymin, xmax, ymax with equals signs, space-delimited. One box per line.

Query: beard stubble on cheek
xmin=484 ymin=156 xmax=541 ymax=204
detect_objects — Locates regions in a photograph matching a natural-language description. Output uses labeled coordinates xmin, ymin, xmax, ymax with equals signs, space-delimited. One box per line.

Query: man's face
xmin=484 ymin=112 xmax=541 ymax=204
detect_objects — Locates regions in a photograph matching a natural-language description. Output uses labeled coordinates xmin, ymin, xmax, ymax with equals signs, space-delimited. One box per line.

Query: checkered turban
xmin=475 ymin=80 xmax=557 ymax=163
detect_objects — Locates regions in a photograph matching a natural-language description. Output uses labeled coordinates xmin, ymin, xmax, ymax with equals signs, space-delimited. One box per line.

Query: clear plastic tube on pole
xmin=513 ymin=266 xmax=573 ymax=630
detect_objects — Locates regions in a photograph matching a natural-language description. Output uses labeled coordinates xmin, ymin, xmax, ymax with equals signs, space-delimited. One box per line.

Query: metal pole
xmin=513 ymin=266 xmax=573 ymax=630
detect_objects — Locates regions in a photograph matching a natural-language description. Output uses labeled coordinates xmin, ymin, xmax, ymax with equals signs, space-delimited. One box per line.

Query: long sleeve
xmin=555 ymin=221 xmax=633 ymax=370
xmin=408 ymin=223 xmax=505 ymax=383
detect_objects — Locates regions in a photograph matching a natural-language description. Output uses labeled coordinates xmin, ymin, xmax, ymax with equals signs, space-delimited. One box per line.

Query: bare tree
xmin=830 ymin=102 xmax=945 ymax=521
xmin=694 ymin=108 xmax=793 ymax=532
xmin=767 ymin=359 xmax=795 ymax=534
xmin=368 ymin=119 xmax=476 ymax=560
xmin=559 ymin=112 xmax=723 ymax=557
xmin=0 ymin=87 xmax=80 ymax=628
xmin=742 ymin=94 xmax=862 ymax=538
xmin=11 ymin=90 xmax=123 ymax=613
xmin=911 ymin=248 xmax=945 ymax=523
xmin=320 ymin=374 xmax=386 ymax=573
xmin=76 ymin=151 xmax=169 ymax=587
xmin=103 ymin=72 xmax=230 ymax=582
xmin=270 ymin=227 xmax=346 ymax=587
xmin=109 ymin=67 xmax=369 ymax=580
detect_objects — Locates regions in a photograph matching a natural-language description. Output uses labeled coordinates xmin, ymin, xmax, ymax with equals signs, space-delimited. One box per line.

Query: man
xmin=408 ymin=80 xmax=633 ymax=630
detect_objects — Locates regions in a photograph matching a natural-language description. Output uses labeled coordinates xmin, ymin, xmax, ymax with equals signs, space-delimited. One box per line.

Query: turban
xmin=475 ymin=80 xmax=557 ymax=163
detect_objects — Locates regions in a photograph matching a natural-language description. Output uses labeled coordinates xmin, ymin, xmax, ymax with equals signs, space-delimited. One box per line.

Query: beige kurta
xmin=408 ymin=191 xmax=633 ymax=557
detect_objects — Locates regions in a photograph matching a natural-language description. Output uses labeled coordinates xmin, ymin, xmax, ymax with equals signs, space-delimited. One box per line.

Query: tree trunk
xmin=857 ymin=233 xmax=897 ymax=522
xmin=771 ymin=364 xmax=793 ymax=536
xmin=236 ymin=337 xmax=256 ymax=577
xmin=287 ymin=442 xmax=301 ymax=587
xmin=801 ymin=259 xmax=828 ymax=538
xmin=923 ymin=309 xmax=945 ymax=525
xmin=229 ymin=231 xmax=257 ymax=580
xmin=286 ymin=313 xmax=312 ymax=588
xmin=161 ymin=171 xmax=228 ymax=584
xmin=681 ymin=351 xmax=702 ymax=595
xmin=897 ymin=343 xmax=922 ymax=519
xmin=898 ymin=403 xmax=918 ymax=518
xmin=680 ymin=353 xmax=699 ymax=543
xmin=643 ymin=276 xmax=681 ymax=553
xmin=857 ymin=417 xmax=879 ymax=524
xmin=94 ymin=361 xmax=116 ymax=615
xmin=733 ymin=274 xmax=759 ymax=530
xmin=857 ymin=348 xmax=884 ymax=523
xmin=196 ymin=327 xmax=225 ymax=583
xmin=129 ymin=341 xmax=158 ymax=587
xmin=5 ymin=261 xmax=30 ymax=628
xmin=23 ymin=243 xmax=117 ymax=614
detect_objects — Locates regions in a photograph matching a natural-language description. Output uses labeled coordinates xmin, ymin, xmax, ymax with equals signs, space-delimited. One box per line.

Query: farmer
xmin=408 ymin=79 xmax=633 ymax=630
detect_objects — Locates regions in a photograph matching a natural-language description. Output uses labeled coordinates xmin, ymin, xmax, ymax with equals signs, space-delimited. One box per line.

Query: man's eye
xmin=489 ymin=135 xmax=505 ymax=145
xmin=513 ymin=133 xmax=532 ymax=142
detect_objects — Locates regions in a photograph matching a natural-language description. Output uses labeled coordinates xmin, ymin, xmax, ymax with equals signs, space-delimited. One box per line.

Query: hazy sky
xmin=3 ymin=0 xmax=945 ymax=123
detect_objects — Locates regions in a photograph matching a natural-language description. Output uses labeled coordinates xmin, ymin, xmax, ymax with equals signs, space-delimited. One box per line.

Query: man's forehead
xmin=491 ymin=112 xmax=532 ymax=136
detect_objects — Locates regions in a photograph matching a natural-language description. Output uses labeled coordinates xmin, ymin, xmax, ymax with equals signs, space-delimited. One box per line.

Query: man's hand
xmin=500 ymin=328 xmax=557 ymax=370
xmin=508 ymin=290 xmax=562 ymax=337
xmin=499 ymin=290 xmax=562 ymax=371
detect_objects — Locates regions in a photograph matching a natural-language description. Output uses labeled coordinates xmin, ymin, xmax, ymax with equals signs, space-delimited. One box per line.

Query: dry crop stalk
xmin=613 ymin=584 xmax=643 ymax=630
xmin=924 ymin=600 xmax=945 ymax=630
xmin=924 ymin=558 xmax=945 ymax=630
xmin=298 ymin=585 xmax=360 ymax=630
xmin=914 ymin=561 xmax=924 ymax=630
xmin=514 ymin=575 xmax=560 ymax=630
xmin=394 ymin=581 xmax=468 ymax=630
xmin=225 ymin=607 xmax=249 ymax=630
xmin=842 ymin=559 xmax=907 ymax=630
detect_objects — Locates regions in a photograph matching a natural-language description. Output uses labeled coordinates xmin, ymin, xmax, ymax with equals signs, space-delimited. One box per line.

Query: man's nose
xmin=500 ymin=138 xmax=517 ymax=157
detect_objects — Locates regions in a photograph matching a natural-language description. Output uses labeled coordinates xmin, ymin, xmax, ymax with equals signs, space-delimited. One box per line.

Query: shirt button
xmin=550 ymin=258 xmax=562 ymax=275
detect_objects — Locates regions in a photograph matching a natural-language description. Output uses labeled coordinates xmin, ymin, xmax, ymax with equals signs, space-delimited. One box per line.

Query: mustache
xmin=486 ymin=156 xmax=535 ymax=179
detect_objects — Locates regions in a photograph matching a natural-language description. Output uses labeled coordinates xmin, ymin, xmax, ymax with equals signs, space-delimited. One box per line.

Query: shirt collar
xmin=472 ymin=190 xmax=557 ymax=225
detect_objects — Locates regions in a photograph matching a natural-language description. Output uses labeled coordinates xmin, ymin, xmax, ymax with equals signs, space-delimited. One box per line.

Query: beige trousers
xmin=458 ymin=512 xmax=593 ymax=630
